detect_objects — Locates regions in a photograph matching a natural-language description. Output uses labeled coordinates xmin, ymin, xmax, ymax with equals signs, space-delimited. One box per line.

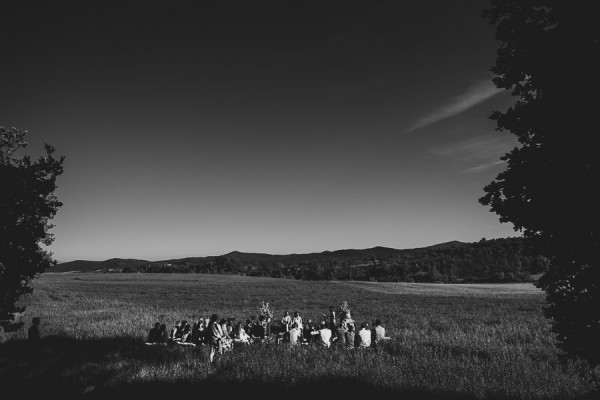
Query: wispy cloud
xmin=430 ymin=135 xmax=516 ymax=174
xmin=407 ymin=80 xmax=503 ymax=132
xmin=462 ymin=160 xmax=506 ymax=174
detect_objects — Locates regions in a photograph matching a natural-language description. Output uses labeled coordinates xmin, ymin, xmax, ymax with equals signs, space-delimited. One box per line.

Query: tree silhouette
xmin=0 ymin=127 xmax=64 ymax=330
xmin=480 ymin=1 xmax=600 ymax=365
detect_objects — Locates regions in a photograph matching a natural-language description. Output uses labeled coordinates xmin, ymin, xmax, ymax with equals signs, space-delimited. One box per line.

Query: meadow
xmin=1 ymin=273 xmax=597 ymax=399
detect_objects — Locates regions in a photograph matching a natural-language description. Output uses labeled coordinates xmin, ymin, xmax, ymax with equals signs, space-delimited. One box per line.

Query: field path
xmin=332 ymin=281 xmax=543 ymax=297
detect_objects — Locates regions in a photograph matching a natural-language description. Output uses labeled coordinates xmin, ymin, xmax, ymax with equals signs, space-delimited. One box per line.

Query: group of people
xmin=146 ymin=306 xmax=390 ymax=362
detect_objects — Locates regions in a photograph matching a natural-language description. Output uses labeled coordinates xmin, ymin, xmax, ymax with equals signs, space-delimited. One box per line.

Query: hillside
xmin=48 ymin=237 xmax=546 ymax=283
xmin=50 ymin=258 xmax=153 ymax=273
xmin=51 ymin=242 xmax=465 ymax=273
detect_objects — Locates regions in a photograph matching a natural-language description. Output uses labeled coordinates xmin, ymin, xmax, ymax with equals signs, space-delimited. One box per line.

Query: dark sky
xmin=1 ymin=1 xmax=519 ymax=261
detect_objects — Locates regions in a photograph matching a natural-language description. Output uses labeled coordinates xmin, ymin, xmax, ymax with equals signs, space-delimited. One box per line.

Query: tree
xmin=480 ymin=1 xmax=600 ymax=365
xmin=0 ymin=127 xmax=64 ymax=330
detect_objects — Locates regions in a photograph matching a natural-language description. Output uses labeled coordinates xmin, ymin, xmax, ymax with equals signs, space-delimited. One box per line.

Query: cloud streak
xmin=430 ymin=135 xmax=516 ymax=174
xmin=461 ymin=160 xmax=506 ymax=174
xmin=407 ymin=80 xmax=503 ymax=132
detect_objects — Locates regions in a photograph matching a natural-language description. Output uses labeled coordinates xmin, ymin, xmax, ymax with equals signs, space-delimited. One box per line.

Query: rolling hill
xmin=50 ymin=242 xmax=467 ymax=273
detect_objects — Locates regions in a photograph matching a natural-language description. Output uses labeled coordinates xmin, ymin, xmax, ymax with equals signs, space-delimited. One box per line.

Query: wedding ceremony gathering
xmin=1 ymin=0 xmax=598 ymax=399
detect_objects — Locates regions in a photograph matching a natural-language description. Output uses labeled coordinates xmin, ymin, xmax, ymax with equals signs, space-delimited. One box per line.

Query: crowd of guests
xmin=145 ymin=306 xmax=390 ymax=362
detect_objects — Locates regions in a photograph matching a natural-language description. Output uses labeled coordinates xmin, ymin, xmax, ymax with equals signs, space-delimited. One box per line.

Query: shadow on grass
xmin=89 ymin=378 xmax=476 ymax=400
xmin=1 ymin=336 xmax=597 ymax=400
xmin=0 ymin=335 xmax=208 ymax=396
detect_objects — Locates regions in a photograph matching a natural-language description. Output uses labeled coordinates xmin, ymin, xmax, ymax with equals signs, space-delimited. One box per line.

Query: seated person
xmin=146 ymin=322 xmax=161 ymax=344
xmin=191 ymin=319 xmax=206 ymax=345
xmin=373 ymin=319 xmax=390 ymax=343
xmin=180 ymin=320 xmax=192 ymax=343
xmin=233 ymin=322 xmax=251 ymax=345
xmin=158 ymin=323 xmax=168 ymax=344
xmin=245 ymin=319 xmax=255 ymax=337
xmin=228 ymin=318 xmax=236 ymax=335
xmin=318 ymin=320 xmax=332 ymax=348
xmin=170 ymin=321 xmax=183 ymax=343
xmin=335 ymin=319 xmax=347 ymax=346
xmin=346 ymin=323 xmax=356 ymax=349
xmin=28 ymin=317 xmax=41 ymax=342
xmin=357 ymin=322 xmax=371 ymax=348
xmin=303 ymin=319 xmax=316 ymax=344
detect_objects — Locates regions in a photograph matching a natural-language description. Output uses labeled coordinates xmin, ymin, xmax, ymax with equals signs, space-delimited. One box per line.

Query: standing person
xmin=253 ymin=315 xmax=266 ymax=342
xmin=357 ymin=322 xmax=371 ymax=348
xmin=292 ymin=311 xmax=303 ymax=332
xmin=281 ymin=311 xmax=292 ymax=341
xmin=323 ymin=306 xmax=336 ymax=332
xmin=208 ymin=314 xmax=223 ymax=362
xmin=28 ymin=317 xmax=41 ymax=342
xmin=318 ymin=320 xmax=332 ymax=348
xmin=289 ymin=322 xmax=302 ymax=346
xmin=219 ymin=318 xmax=233 ymax=352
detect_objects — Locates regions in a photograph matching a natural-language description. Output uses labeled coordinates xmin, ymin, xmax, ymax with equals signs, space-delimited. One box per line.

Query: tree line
xmin=130 ymin=237 xmax=546 ymax=283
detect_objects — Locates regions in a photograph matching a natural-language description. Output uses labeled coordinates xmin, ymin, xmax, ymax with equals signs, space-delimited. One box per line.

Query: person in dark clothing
xmin=252 ymin=315 xmax=266 ymax=341
xmin=303 ymin=319 xmax=315 ymax=344
xmin=158 ymin=323 xmax=168 ymax=344
xmin=244 ymin=319 xmax=254 ymax=337
xmin=28 ymin=317 xmax=41 ymax=342
xmin=335 ymin=320 xmax=347 ymax=346
xmin=148 ymin=322 xmax=160 ymax=343
xmin=170 ymin=320 xmax=182 ymax=343
xmin=191 ymin=319 xmax=206 ymax=345
xmin=346 ymin=322 xmax=356 ymax=349
xmin=180 ymin=320 xmax=192 ymax=343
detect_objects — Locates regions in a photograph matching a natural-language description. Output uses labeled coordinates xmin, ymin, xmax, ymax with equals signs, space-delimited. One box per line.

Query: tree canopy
xmin=0 ymin=126 xmax=64 ymax=330
xmin=480 ymin=1 xmax=600 ymax=365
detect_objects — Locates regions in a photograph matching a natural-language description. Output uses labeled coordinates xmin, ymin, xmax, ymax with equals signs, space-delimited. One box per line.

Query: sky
xmin=1 ymin=1 xmax=520 ymax=262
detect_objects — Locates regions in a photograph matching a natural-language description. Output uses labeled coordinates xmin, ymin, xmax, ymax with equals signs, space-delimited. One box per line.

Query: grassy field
xmin=1 ymin=273 xmax=597 ymax=399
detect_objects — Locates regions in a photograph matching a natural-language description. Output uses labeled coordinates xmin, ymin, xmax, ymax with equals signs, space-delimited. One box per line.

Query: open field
xmin=1 ymin=273 xmax=597 ymax=399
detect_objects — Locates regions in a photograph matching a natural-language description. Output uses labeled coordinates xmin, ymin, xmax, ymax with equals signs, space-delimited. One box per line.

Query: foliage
xmin=339 ymin=300 xmax=350 ymax=315
xmin=0 ymin=126 xmax=64 ymax=329
xmin=258 ymin=301 xmax=273 ymax=320
xmin=480 ymin=1 xmax=600 ymax=366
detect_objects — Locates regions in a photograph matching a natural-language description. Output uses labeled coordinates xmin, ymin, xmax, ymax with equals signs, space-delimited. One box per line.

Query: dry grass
xmin=1 ymin=273 xmax=597 ymax=399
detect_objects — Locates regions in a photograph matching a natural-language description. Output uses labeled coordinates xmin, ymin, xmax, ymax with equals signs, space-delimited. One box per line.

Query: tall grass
xmin=1 ymin=273 xmax=596 ymax=399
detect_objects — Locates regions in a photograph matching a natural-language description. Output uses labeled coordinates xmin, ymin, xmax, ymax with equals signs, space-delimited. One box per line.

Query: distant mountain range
xmin=48 ymin=238 xmax=546 ymax=284
xmin=50 ymin=240 xmax=466 ymax=273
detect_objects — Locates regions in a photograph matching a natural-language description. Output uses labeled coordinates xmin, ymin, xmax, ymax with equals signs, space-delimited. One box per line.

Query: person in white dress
xmin=234 ymin=321 xmax=251 ymax=345
xmin=292 ymin=311 xmax=303 ymax=331
xmin=289 ymin=322 xmax=302 ymax=346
